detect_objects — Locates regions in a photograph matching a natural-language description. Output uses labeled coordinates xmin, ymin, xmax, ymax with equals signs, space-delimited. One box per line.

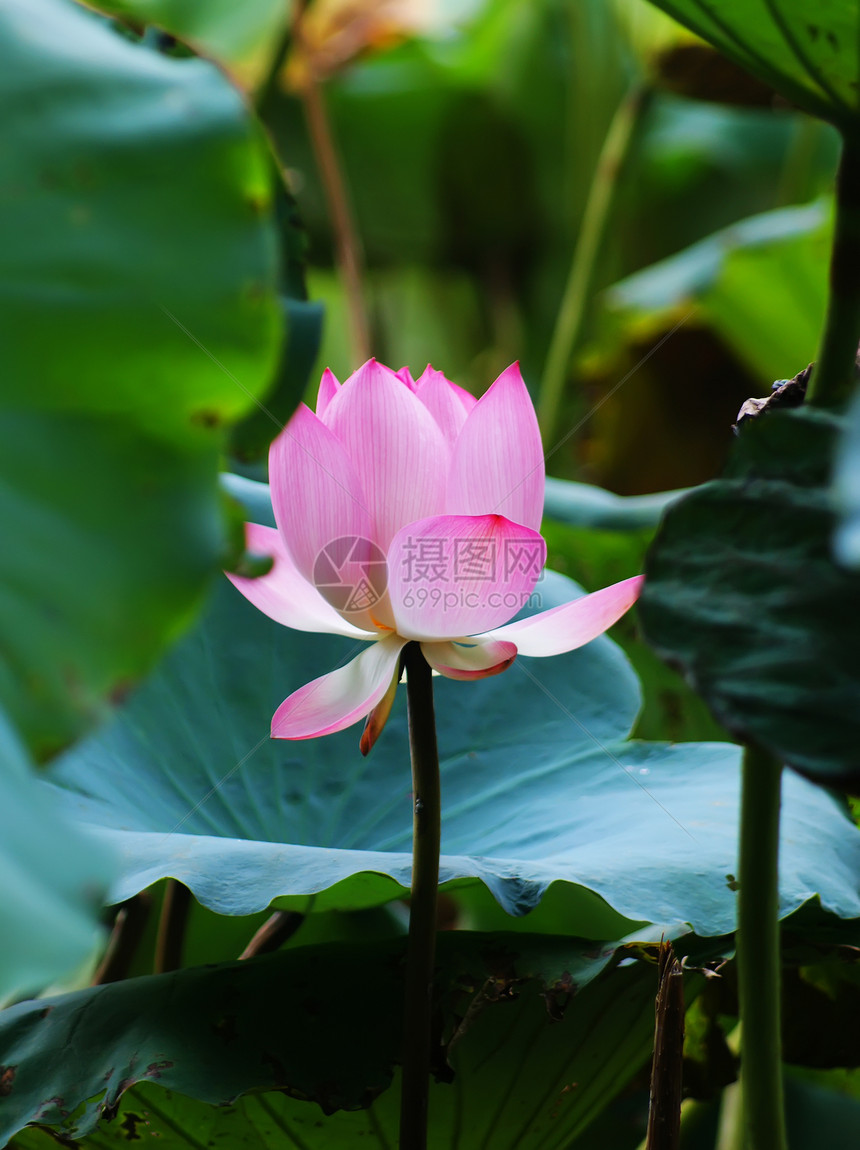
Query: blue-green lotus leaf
xmin=0 ymin=712 xmax=115 ymax=1002
xmin=46 ymin=482 xmax=860 ymax=936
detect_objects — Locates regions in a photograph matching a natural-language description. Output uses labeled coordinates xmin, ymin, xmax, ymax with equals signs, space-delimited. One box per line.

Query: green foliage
xmin=44 ymin=483 xmax=860 ymax=937
xmin=0 ymin=414 xmax=223 ymax=757
xmin=91 ymin=0 xmax=289 ymax=70
xmin=782 ymin=1073 xmax=860 ymax=1150
xmin=540 ymin=511 xmax=730 ymax=745
xmin=0 ymin=934 xmax=664 ymax=1148
xmin=544 ymin=477 xmax=687 ymax=531
xmin=644 ymin=0 xmax=860 ymax=132
xmin=0 ymin=711 xmax=114 ymax=1003
xmin=4 ymin=1 xmax=860 ymax=1145
xmin=597 ymin=199 xmax=830 ymax=386
xmin=1 ymin=0 xmax=281 ymax=441
xmin=640 ymin=408 xmax=860 ymax=789
xmin=0 ymin=0 xmax=284 ymax=755
xmin=269 ymin=2 xmax=838 ymax=405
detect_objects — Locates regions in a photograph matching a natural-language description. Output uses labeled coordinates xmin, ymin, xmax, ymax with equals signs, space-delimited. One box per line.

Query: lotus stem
xmin=736 ymin=744 xmax=787 ymax=1150
xmin=399 ymin=643 xmax=441 ymax=1150
xmin=255 ymin=6 xmax=370 ymax=361
xmin=807 ymin=137 xmax=860 ymax=408
xmin=644 ymin=942 xmax=685 ymax=1150
xmin=633 ymin=1026 xmax=741 ymax=1150
xmin=239 ymin=910 xmax=305 ymax=959
xmin=153 ymin=879 xmax=191 ymax=974
xmin=290 ymin=0 xmax=371 ymax=364
xmin=91 ymin=893 xmax=152 ymax=985
xmin=301 ymin=78 xmax=371 ymax=364
xmin=538 ymin=83 xmax=650 ymax=444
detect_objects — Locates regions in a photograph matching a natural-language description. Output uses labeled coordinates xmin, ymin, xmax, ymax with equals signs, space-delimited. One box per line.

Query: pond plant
xmin=2 ymin=1 xmax=860 ymax=1149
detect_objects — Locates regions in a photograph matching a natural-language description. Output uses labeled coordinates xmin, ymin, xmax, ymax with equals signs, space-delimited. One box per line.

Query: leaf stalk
xmin=538 ymin=84 xmax=650 ymax=443
xmin=154 ymin=879 xmax=191 ymax=975
xmin=807 ymin=137 xmax=860 ymax=407
xmin=736 ymin=744 xmax=787 ymax=1150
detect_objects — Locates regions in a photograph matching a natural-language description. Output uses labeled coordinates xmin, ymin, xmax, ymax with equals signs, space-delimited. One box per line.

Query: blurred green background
xmin=258 ymin=0 xmax=838 ymax=493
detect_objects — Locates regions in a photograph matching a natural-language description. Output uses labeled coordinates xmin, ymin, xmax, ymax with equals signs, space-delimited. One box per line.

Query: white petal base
xmin=272 ymin=635 xmax=407 ymax=740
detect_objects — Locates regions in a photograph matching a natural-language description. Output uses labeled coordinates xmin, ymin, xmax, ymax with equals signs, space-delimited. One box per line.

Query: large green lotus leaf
xmin=640 ymin=407 xmax=860 ymax=788
xmin=0 ymin=0 xmax=285 ymax=754
xmin=0 ymin=0 xmax=280 ymax=444
xmin=45 ymin=483 xmax=860 ymax=934
xmin=645 ymin=0 xmax=860 ymax=131
xmin=0 ymin=935 xmax=664 ymax=1147
xmin=834 ymin=387 xmax=860 ymax=569
xmin=0 ymin=711 xmax=115 ymax=1004
xmin=92 ymin=0 xmax=288 ymax=72
xmin=0 ymin=414 xmax=224 ymax=757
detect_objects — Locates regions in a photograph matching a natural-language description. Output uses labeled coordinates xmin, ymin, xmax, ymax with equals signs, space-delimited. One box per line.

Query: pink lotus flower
xmin=227 ymin=360 xmax=643 ymax=749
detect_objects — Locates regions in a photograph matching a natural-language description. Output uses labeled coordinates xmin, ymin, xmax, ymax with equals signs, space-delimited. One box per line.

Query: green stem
xmin=538 ymin=83 xmax=650 ymax=443
xmin=807 ymin=137 xmax=860 ymax=408
xmin=736 ymin=745 xmax=786 ymax=1150
xmin=399 ymin=644 xmax=441 ymax=1150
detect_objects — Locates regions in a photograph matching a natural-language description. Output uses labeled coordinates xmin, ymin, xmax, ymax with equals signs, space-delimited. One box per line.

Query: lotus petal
xmin=421 ymin=636 xmax=517 ymax=680
xmin=226 ymin=523 xmax=374 ymax=639
xmin=446 ymin=362 xmax=544 ymax=531
xmin=486 ymin=576 xmax=645 ymax=656
xmin=387 ymin=513 xmax=546 ymax=640
xmin=272 ymin=634 xmax=407 ymax=740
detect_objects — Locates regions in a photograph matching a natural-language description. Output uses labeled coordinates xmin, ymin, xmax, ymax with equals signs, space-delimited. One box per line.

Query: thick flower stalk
xmin=228 ymin=359 xmax=643 ymax=750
